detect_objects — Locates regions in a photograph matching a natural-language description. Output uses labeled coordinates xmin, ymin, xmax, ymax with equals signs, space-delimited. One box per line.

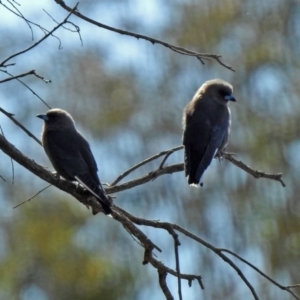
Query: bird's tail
xmin=188 ymin=176 xmax=201 ymax=187
xmin=75 ymin=175 xmax=112 ymax=215
xmin=97 ymin=187 xmax=113 ymax=215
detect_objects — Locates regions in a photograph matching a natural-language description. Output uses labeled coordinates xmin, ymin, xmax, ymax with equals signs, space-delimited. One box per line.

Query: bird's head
xmin=203 ymin=79 xmax=237 ymax=106
xmin=37 ymin=108 xmax=76 ymax=131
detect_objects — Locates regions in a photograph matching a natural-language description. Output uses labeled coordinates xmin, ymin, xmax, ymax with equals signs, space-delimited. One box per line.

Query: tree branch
xmin=116 ymin=209 xmax=260 ymax=299
xmin=222 ymin=152 xmax=286 ymax=187
xmin=220 ymin=248 xmax=300 ymax=300
xmin=54 ymin=0 xmax=235 ymax=71
xmin=0 ymin=69 xmax=51 ymax=84
xmin=0 ymin=107 xmax=42 ymax=146
xmin=0 ymin=3 xmax=79 ymax=67
xmin=158 ymin=271 xmax=174 ymax=300
xmin=0 ymin=134 xmax=296 ymax=299
xmin=0 ymin=69 xmax=51 ymax=108
xmin=110 ymin=146 xmax=183 ymax=186
xmin=107 ymin=146 xmax=286 ymax=195
xmin=0 ymin=134 xmax=202 ymax=299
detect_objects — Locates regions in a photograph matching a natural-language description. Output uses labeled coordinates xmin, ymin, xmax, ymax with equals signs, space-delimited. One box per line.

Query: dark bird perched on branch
xmin=37 ymin=108 xmax=112 ymax=215
xmin=182 ymin=79 xmax=236 ymax=186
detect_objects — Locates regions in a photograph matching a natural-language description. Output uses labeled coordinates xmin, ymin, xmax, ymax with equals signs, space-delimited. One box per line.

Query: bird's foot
xmin=52 ymin=171 xmax=60 ymax=178
xmin=214 ymin=151 xmax=224 ymax=162
xmin=224 ymin=151 xmax=236 ymax=156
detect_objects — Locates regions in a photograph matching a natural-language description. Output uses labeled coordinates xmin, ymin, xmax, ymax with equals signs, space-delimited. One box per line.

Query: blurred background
xmin=0 ymin=0 xmax=300 ymax=299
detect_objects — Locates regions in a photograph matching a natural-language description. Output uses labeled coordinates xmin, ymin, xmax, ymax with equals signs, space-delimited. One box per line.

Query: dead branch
xmin=222 ymin=152 xmax=286 ymax=187
xmin=0 ymin=134 xmax=202 ymax=300
xmin=0 ymin=134 xmax=297 ymax=300
xmin=0 ymin=107 xmax=42 ymax=145
xmin=0 ymin=69 xmax=51 ymax=108
xmin=0 ymin=69 xmax=50 ymax=84
xmin=54 ymin=0 xmax=235 ymax=71
xmin=0 ymin=3 xmax=79 ymax=67
xmin=107 ymin=146 xmax=285 ymax=194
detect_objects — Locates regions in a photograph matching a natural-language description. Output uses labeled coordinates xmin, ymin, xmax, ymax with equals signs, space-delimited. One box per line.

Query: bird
xmin=37 ymin=108 xmax=112 ymax=215
xmin=182 ymin=79 xmax=236 ymax=186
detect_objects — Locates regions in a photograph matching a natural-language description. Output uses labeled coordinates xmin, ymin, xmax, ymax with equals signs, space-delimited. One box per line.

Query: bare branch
xmin=0 ymin=1 xmax=67 ymax=44
xmin=0 ymin=124 xmax=15 ymax=183
xmin=107 ymin=163 xmax=183 ymax=194
xmin=43 ymin=9 xmax=83 ymax=45
xmin=0 ymin=69 xmax=51 ymax=108
xmin=110 ymin=146 xmax=183 ymax=186
xmin=222 ymin=152 xmax=286 ymax=187
xmin=54 ymin=0 xmax=234 ymax=71
xmin=174 ymin=235 xmax=182 ymax=300
xmin=220 ymin=248 xmax=300 ymax=300
xmin=158 ymin=271 xmax=174 ymax=300
xmin=117 ymin=210 xmax=259 ymax=300
xmin=0 ymin=3 xmax=79 ymax=67
xmin=0 ymin=69 xmax=51 ymax=84
xmin=2 ymin=0 xmax=33 ymax=39
xmin=13 ymin=184 xmax=52 ymax=208
xmin=0 ymin=63 xmax=15 ymax=68
xmin=0 ymin=134 xmax=202 ymax=298
xmin=0 ymin=107 xmax=42 ymax=146
xmin=107 ymin=146 xmax=285 ymax=194
xmin=1 ymin=135 xmax=296 ymax=299
xmin=288 ymin=284 xmax=300 ymax=289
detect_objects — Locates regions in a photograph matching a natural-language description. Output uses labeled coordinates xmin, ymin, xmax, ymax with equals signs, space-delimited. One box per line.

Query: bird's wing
xmin=195 ymin=120 xmax=228 ymax=182
xmin=44 ymin=131 xmax=87 ymax=179
xmin=74 ymin=133 xmax=112 ymax=214
xmin=183 ymin=106 xmax=210 ymax=180
xmin=76 ymin=132 xmax=100 ymax=184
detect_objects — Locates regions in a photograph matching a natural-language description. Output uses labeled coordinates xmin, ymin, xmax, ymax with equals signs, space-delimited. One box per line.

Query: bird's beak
xmin=224 ymin=94 xmax=236 ymax=102
xmin=36 ymin=114 xmax=49 ymax=121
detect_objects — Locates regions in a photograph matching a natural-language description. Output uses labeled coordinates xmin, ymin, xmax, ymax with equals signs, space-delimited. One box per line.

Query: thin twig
xmin=6 ymin=0 xmax=33 ymax=39
xmin=43 ymin=9 xmax=83 ymax=45
xmin=0 ymin=1 xmax=63 ymax=43
xmin=159 ymin=146 xmax=182 ymax=169
xmin=0 ymin=107 xmax=42 ymax=146
xmin=0 ymin=124 xmax=14 ymax=184
xmin=0 ymin=69 xmax=51 ymax=84
xmin=107 ymin=163 xmax=183 ymax=194
xmin=110 ymin=146 xmax=183 ymax=186
xmin=13 ymin=184 xmax=52 ymax=208
xmin=0 ymin=70 xmax=51 ymax=108
xmin=288 ymin=284 xmax=300 ymax=289
xmin=158 ymin=271 xmax=174 ymax=300
xmin=0 ymin=63 xmax=15 ymax=68
xmin=0 ymin=3 xmax=79 ymax=67
xmin=222 ymin=152 xmax=286 ymax=187
xmin=54 ymin=0 xmax=235 ymax=71
xmin=220 ymin=248 xmax=300 ymax=300
xmin=174 ymin=237 xmax=182 ymax=300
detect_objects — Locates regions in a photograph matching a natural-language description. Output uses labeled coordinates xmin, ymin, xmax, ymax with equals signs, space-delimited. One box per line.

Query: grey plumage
xmin=37 ymin=108 xmax=112 ymax=214
xmin=182 ymin=79 xmax=236 ymax=186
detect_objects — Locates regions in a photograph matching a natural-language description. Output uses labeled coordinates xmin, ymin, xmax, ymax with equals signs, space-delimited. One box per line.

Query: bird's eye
xmin=219 ymin=89 xmax=229 ymax=98
xmin=48 ymin=114 xmax=57 ymax=120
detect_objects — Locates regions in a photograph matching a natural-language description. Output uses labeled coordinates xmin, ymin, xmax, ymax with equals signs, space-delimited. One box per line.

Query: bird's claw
xmin=52 ymin=171 xmax=60 ymax=178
